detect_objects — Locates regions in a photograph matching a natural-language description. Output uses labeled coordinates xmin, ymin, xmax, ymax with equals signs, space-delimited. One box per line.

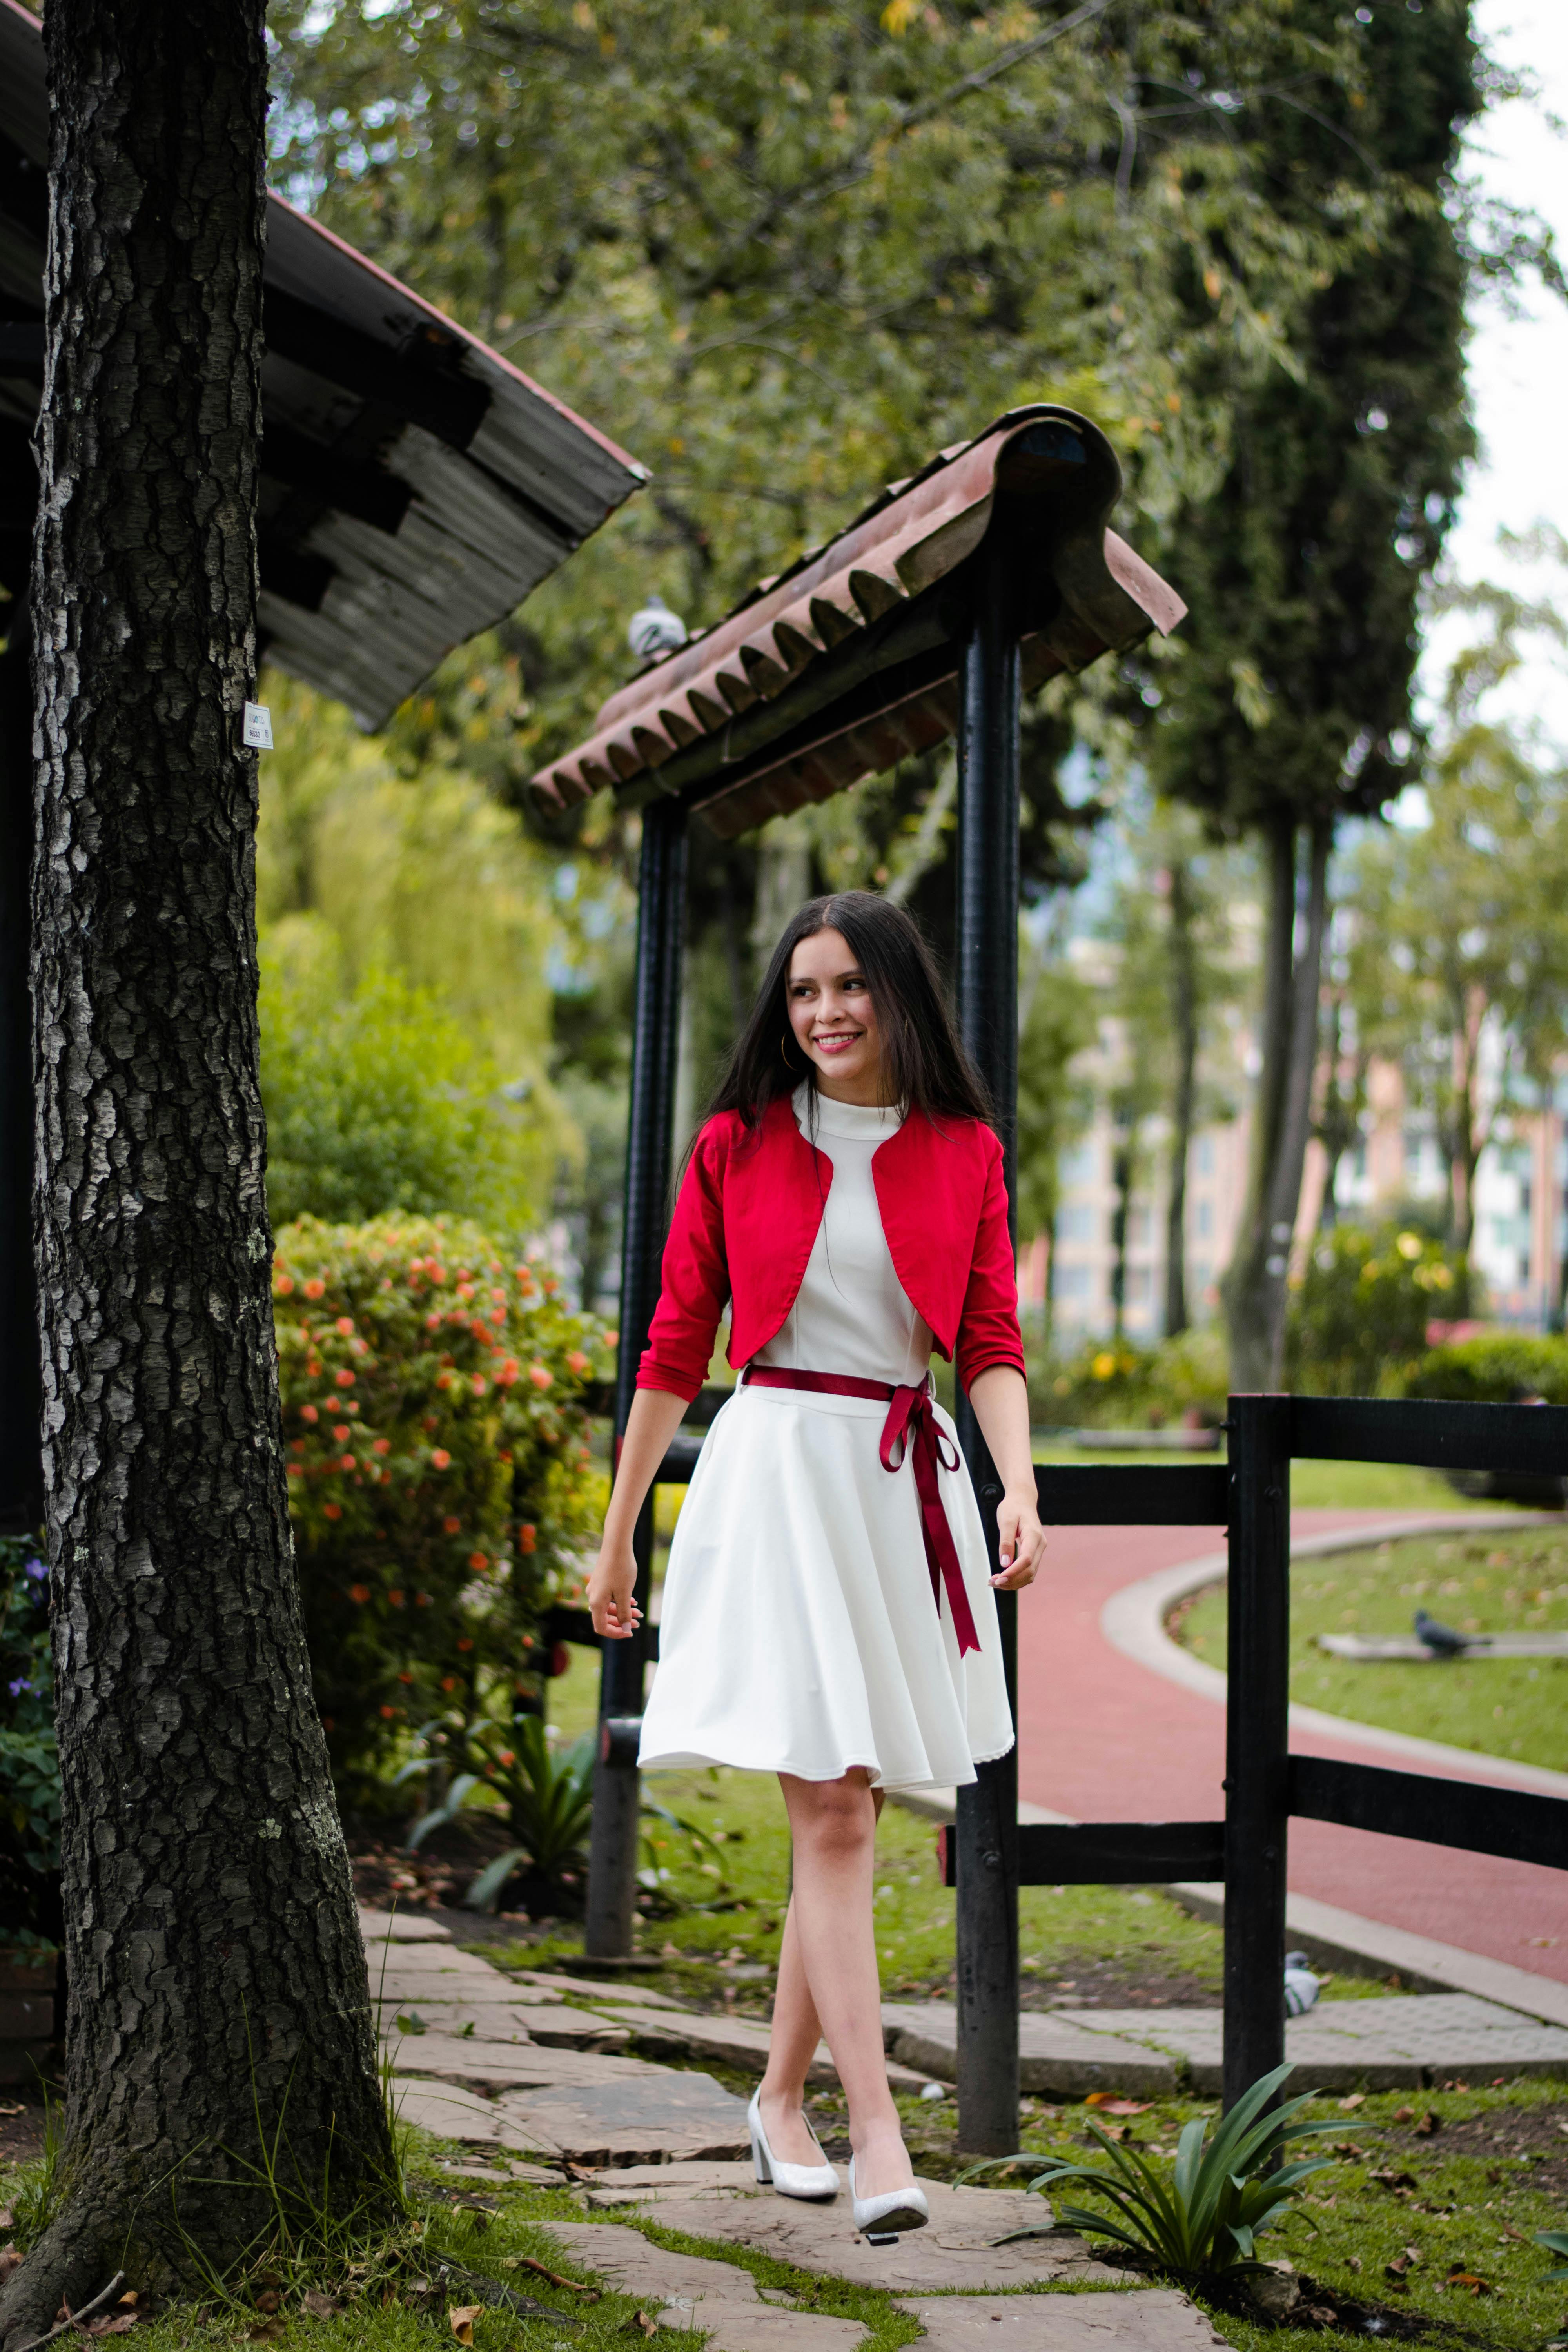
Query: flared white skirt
xmin=637 ymin=1382 xmax=1016 ymax=1791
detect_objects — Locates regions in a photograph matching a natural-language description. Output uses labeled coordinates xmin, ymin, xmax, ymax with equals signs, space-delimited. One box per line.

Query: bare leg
xmin=765 ymin=1771 xmax=911 ymax=2198
xmin=756 ymin=1896 xmax=826 ymax=2163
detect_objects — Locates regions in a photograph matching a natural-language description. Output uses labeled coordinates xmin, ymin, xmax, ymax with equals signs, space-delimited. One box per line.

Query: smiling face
xmin=785 ymin=927 xmax=891 ymax=1104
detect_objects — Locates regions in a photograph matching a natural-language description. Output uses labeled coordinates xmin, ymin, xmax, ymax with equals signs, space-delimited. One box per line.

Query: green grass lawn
xmin=1175 ymin=1526 xmax=1568 ymax=1773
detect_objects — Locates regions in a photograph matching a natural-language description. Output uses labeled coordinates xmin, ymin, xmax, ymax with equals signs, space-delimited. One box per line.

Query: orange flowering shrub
xmin=272 ymin=1212 xmax=612 ymax=1793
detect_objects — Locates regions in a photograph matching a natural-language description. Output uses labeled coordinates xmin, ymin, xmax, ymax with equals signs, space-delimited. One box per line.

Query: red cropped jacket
xmin=637 ymin=1093 xmax=1026 ymax=1403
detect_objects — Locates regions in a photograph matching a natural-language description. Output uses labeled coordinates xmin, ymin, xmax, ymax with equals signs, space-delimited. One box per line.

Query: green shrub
xmin=260 ymin=942 xmax=547 ymax=1230
xmin=0 ymin=1535 xmax=58 ymax=1936
xmin=1032 ymin=1327 xmax=1229 ymax=1429
xmin=1287 ymin=1221 xmax=1469 ymax=1397
xmin=273 ymin=1214 xmax=612 ymax=1797
xmin=1404 ymin=1330 xmax=1568 ymax=1405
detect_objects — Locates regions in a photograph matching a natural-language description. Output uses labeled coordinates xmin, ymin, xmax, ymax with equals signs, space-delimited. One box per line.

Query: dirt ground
xmin=0 ymin=2085 xmax=50 ymax=2169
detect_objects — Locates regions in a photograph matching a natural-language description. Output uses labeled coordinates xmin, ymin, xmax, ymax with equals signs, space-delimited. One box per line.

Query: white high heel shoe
xmin=747 ymin=2089 xmax=839 ymax=2200
xmin=849 ymin=2154 xmax=929 ymax=2239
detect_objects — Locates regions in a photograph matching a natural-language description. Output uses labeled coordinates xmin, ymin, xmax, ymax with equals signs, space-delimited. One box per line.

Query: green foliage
xmin=402 ymin=1717 xmax=597 ymax=1909
xmin=1287 ymin=1222 xmax=1468 ymax=1397
xmin=0 ymin=1537 xmax=58 ymax=1927
xmin=272 ymin=1215 xmax=612 ymax=1792
xmin=1405 ymin=1331 xmax=1568 ymax=1406
xmin=1034 ymin=1327 xmax=1229 ymax=1430
xmin=266 ymin=0 xmax=1407 ymax=815
xmin=261 ymin=949 xmax=543 ymax=1230
xmin=961 ymin=2063 xmax=1339 ymax=2279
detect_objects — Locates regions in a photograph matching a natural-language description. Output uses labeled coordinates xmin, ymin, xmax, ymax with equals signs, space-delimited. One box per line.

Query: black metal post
xmin=953 ymin=534 xmax=1022 ymax=2154
xmin=1222 ymin=1392 xmax=1292 ymax=2110
xmin=585 ymin=795 xmax=688 ymax=1958
xmin=0 ymin=596 xmax=42 ymax=1537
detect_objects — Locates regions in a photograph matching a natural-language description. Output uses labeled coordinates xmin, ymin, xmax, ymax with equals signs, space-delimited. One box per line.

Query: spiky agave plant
xmin=961 ymin=2064 xmax=1339 ymax=2281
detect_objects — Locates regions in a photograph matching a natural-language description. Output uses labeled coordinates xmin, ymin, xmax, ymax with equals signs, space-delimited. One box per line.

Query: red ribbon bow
xmin=742 ymin=1367 xmax=981 ymax=1657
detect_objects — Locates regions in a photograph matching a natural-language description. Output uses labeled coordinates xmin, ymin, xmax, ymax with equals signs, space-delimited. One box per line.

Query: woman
xmin=588 ymin=891 xmax=1045 ymax=2236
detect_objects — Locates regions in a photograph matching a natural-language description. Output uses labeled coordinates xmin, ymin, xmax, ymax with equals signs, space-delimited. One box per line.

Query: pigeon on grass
xmin=1414 ymin=1607 xmax=1470 ymax=1656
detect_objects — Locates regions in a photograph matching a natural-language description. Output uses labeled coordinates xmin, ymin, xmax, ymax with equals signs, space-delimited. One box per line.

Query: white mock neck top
xmin=750 ymin=1083 xmax=933 ymax=1387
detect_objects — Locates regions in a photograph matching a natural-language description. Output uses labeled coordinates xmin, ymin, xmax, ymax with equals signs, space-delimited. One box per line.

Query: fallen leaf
xmin=0 ymin=2250 xmax=22 ymax=2287
xmin=245 ymin=2326 xmax=284 ymax=2344
xmin=1414 ymin=2112 xmax=1442 ymax=2136
xmin=1445 ymin=2269 xmax=1492 ymax=2297
xmin=1085 ymin=2094 xmax=1151 ymax=2114
xmin=301 ymin=2290 xmax=340 ymax=2317
xmin=450 ymin=2306 xmax=483 ymax=2346
xmin=1502 ymin=2225 xmax=1533 ymax=2245
xmin=1332 ymin=2142 xmax=1369 ymax=2160
xmin=1339 ymin=2093 xmax=1366 ymax=2112
xmin=118 ymin=2292 xmax=139 ymax=2307
xmin=623 ymin=2312 xmax=657 ymax=2338
xmin=87 ymin=2318 xmax=137 ymax=2337
xmin=1385 ymin=2255 xmax=1415 ymax=2281
xmin=1345 ymin=2257 xmax=1362 ymax=2276
xmin=254 ymin=2290 xmax=281 ymax=2314
xmin=0 ymin=2105 xmax=24 ymax=2118
xmin=1369 ymin=2169 xmax=1419 ymax=2194
xmin=1393 ymin=2107 xmax=1414 ymax=2125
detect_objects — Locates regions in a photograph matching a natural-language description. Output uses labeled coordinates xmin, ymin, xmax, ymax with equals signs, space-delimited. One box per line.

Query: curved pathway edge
xmin=1100 ymin=1510 xmax=1568 ymax=1801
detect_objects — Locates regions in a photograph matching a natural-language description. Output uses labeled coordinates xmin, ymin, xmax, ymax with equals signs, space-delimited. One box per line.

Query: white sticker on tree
xmin=242 ymin=701 xmax=273 ymax=749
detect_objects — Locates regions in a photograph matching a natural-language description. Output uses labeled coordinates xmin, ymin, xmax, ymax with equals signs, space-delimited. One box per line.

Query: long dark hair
xmin=706 ymin=891 xmax=994 ymax=1132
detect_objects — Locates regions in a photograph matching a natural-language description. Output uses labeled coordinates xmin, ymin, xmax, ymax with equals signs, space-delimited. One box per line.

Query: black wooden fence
xmin=548 ymin=1389 xmax=1568 ymax=2126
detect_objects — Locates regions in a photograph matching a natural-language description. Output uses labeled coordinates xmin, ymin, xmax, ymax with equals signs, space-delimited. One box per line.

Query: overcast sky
xmin=1433 ymin=0 xmax=1568 ymax=744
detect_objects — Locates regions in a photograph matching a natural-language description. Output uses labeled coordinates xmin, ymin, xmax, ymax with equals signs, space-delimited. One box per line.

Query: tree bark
xmin=1222 ymin=819 xmax=1332 ymax=1390
xmin=2 ymin=5 xmax=393 ymax=2339
xmin=1162 ymin=858 xmax=1198 ymax=1338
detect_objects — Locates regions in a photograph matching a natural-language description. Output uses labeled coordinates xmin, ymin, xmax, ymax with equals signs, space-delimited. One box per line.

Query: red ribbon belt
xmin=741 ymin=1367 xmax=981 ymax=1657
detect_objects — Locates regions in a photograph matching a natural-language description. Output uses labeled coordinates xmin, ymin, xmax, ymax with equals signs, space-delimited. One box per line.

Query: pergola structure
xmin=534 ymin=404 xmax=1186 ymax=2151
xmin=0 ymin=0 xmax=645 ymax=1531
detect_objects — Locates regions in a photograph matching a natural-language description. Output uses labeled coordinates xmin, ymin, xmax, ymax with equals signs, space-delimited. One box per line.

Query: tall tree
xmin=1131 ymin=0 xmax=1488 ymax=1387
xmin=1345 ymin=721 xmax=1568 ymax=1273
xmin=0 ymin=7 xmax=392 ymax=2340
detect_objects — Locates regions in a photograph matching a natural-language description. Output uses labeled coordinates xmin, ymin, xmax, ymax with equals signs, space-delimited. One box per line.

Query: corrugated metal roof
xmin=0 ymin=0 xmax=644 ymax=729
xmin=532 ymin=406 xmax=1183 ymax=841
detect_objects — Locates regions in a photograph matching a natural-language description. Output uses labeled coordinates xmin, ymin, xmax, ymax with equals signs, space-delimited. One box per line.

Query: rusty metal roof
xmin=0 ymin=0 xmax=644 ymax=729
xmin=532 ymin=406 xmax=1183 ymax=841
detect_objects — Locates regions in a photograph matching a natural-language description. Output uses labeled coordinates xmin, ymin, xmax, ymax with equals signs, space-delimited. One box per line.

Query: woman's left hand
xmin=990 ymin=1486 xmax=1047 ymax=1590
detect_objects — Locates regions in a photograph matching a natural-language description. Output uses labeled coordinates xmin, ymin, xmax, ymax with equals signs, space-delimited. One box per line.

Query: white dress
xmin=637 ymin=1086 xmax=1016 ymax=1791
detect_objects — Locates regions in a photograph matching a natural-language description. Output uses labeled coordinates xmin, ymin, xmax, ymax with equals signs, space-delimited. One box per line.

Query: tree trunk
xmin=1109 ymin=1123 xmax=1133 ymax=1340
xmin=1163 ymin=858 xmax=1198 ymax=1338
xmin=2 ymin=6 xmax=393 ymax=2340
xmin=1222 ymin=818 xmax=1332 ymax=1390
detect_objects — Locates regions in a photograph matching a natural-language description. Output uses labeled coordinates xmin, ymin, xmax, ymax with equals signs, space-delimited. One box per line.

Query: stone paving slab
xmin=385 ymin=2033 xmax=666 ymax=2092
xmin=577 ymin=2170 xmax=1132 ymax=2292
xmin=880 ymin=2005 xmax=1176 ymax=2099
xmin=601 ymin=2006 xmax=936 ymax=2091
xmin=519 ymin=1972 xmax=690 ymax=2010
xmin=661 ymin=2306 xmax=870 ymax=2352
xmin=377 ymin=1997 xmax=633 ymax=2051
xmin=545 ymin=2220 xmax=766 ymax=2307
xmin=366 ymin=1947 xmax=508 ymax=1986
xmin=496 ymin=2071 xmax=752 ymax=2167
xmin=359 ymin=1907 xmax=451 ymax=1943
xmin=1071 ymin=1994 xmax=1568 ymax=2093
xmin=391 ymin=2078 xmax=506 ymax=2143
xmin=897 ymin=2294 xmax=1229 ymax=2352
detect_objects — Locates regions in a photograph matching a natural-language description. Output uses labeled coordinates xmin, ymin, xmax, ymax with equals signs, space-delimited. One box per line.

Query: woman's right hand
xmin=587 ymin=1538 xmax=643 ymax=1641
